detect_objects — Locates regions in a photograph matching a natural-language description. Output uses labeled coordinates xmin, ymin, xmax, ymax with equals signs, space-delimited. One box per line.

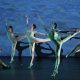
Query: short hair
xmin=32 ymin=24 xmax=37 ymax=29
xmin=8 ymin=26 xmax=13 ymax=31
xmin=54 ymin=23 xmax=57 ymax=29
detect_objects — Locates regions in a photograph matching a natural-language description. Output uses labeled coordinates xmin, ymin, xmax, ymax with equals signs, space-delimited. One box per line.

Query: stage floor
xmin=0 ymin=57 xmax=80 ymax=80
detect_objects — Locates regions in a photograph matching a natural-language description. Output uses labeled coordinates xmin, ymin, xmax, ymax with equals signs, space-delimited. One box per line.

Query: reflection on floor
xmin=0 ymin=57 xmax=80 ymax=80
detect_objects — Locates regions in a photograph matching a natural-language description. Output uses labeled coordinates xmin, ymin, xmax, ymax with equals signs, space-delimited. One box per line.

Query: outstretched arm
xmin=14 ymin=32 xmax=26 ymax=35
xmin=17 ymin=35 xmax=27 ymax=41
xmin=35 ymin=31 xmax=48 ymax=36
xmin=5 ymin=19 xmax=9 ymax=31
xmin=25 ymin=16 xmax=29 ymax=28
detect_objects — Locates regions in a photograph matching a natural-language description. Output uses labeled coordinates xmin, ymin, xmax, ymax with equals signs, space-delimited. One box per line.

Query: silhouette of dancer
xmin=35 ymin=43 xmax=55 ymax=58
xmin=16 ymin=38 xmax=29 ymax=60
xmin=6 ymin=25 xmax=26 ymax=63
xmin=16 ymin=41 xmax=54 ymax=60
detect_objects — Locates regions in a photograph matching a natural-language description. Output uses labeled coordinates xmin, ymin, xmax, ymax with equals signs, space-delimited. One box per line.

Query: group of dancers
xmin=0 ymin=16 xmax=80 ymax=78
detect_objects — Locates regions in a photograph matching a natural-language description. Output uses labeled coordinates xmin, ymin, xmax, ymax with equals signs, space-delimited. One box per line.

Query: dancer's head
xmin=32 ymin=24 xmax=37 ymax=29
xmin=8 ymin=26 xmax=13 ymax=32
xmin=52 ymin=22 xmax=57 ymax=29
xmin=15 ymin=35 xmax=19 ymax=39
xmin=31 ymin=24 xmax=37 ymax=31
xmin=50 ymin=22 xmax=58 ymax=33
xmin=54 ymin=23 xmax=57 ymax=29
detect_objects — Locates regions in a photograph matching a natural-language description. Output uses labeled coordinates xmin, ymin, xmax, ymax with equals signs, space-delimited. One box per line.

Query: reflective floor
xmin=0 ymin=57 xmax=80 ymax=80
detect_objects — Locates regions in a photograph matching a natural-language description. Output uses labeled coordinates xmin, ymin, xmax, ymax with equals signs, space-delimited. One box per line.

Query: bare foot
xmin=28 ymin=63 xmax=33 ymax=69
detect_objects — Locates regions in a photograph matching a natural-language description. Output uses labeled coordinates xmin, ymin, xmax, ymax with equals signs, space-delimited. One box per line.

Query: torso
xmin=26 ymin=30 xmax=36 ymax=44
xmin=48 ymin=31 xmax=61 ymax=45
xmin=7 ymin=31 xmax=16 ymax=43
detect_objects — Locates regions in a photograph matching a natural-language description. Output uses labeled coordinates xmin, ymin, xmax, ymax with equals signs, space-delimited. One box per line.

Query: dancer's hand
xmin=5 ymin=18 xmax=8 ymax=26
xmin=28 ymin=63 xmax=33 ymax=69
xmin=25 ymin=15 xmax=28 ymax=25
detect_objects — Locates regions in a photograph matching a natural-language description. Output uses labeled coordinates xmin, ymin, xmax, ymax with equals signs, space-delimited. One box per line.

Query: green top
xmin=48 ymin=30 xmax=61 ymax=44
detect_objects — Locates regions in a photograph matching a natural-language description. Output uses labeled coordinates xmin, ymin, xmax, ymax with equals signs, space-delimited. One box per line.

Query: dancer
xmin=37 ymin=16 xmax=80 ymax=77
xmin=25 ymin=16 xmax=51 ymax=68
xmin=6 ymin=25 xmax=26 ymax=63
xmin=0 ymin=48 xmax=10 ymax=69
xmin=46 ymin=24 xmax=80 ymax=77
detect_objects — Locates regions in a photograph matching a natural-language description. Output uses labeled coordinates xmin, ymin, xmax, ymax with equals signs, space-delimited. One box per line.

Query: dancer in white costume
xmin=6 ymin=25 xmax=26 ymax=63
xmin=25 ymin=17 xmax=51 ymax=68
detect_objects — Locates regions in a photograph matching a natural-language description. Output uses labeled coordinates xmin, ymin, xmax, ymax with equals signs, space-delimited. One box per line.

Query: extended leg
xmin=33 ymin=37 xmax=51 ymax=43
xmin=62 ymin=31 xmax=80 ymax=43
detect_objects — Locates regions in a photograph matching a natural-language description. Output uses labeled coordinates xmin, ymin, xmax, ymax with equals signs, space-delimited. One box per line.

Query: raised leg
xmin=61 ymin=30 xmax=80 ymax=43
xmin=33 ymin=38 xmax=51 ymax=43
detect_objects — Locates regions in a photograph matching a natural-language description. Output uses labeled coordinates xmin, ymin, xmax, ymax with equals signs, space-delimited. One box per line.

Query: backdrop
xmin=0 ymin=0 xmax=80 ymax=56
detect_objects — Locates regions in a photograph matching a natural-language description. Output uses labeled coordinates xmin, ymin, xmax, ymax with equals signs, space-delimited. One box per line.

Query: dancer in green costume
xmin=37 ymin=15 xmax=80 ymax=77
